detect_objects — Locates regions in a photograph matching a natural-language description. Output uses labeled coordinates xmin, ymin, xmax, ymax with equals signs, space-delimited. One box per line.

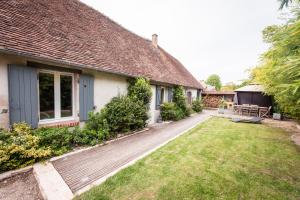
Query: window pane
xmin=160 ymin=88 xmax=165 ymax=104
xmin=60 ymin=75 xmax=73 ymax=117
xmin=39 ymin=73 xmax=55 ymax=120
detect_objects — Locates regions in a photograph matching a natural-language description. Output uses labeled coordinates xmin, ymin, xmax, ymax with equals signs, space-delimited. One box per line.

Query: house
xmin=235 ymin=84 xmax=272 ymax=107
xmin=0 ymin=0 xmax=202 ymax=129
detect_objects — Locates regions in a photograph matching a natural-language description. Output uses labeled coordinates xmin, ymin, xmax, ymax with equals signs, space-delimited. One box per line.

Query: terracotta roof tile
xmin=0 ymin=0 xmax=202 ymax=89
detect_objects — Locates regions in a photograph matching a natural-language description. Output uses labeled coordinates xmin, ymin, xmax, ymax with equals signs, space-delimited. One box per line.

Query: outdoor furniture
xmin=226 ymin=102 xmax=234 ymax=110
xmin=259 ymin=106 xmax=272 ymax=118
xmin=249 ymin=105 xmax=259 ymax=117
xmin=241 ymin=105 xmax=250 ymax=116
xmin=233 ymin=105 xmax=241 ymax=115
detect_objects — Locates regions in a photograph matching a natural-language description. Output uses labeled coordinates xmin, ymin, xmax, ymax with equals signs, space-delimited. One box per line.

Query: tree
xmin=206 ymin=74 xmax=222 ymax=91
xmin=279 ymin=0 xmax=299 ymax=9
xmin=251 ymin=12 xmax=300 ymax=119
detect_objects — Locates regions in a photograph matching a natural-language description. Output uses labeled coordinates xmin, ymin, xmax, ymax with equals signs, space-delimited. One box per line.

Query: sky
xmin=81 ymin=0 xmax=284 ymax=84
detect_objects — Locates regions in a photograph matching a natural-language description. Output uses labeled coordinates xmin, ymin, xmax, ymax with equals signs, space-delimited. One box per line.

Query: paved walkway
xmin=51 ymin=111 xmax=213 ymax=194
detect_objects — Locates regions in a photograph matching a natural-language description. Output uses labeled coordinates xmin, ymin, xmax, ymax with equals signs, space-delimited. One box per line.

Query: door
xmin=79 ymin=74 xmax=94 ymax=121
xmin=8 ymin=65 xmax=39 ymax=128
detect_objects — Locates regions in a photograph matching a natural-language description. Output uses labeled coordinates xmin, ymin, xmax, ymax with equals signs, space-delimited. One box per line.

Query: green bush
xmin=128 ymin=77 xmax=152 ymax=107
xmin=0 ymin=123 xmax=51 ymax=172
xmin=160 ymin=102 xmax=186 ymax=121
xmin=104 ymin=96 xmax=148 ymax=135
xmin=79 ymin=112 xmax=110 ymax=145
xmin=33 ymin=127 xmax=74 ymax=155
xmin=192 ymin=99 xmax=203 ymax=113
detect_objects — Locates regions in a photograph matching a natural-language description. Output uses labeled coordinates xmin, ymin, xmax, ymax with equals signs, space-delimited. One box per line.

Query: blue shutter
xmin=155 ymin=86 xmax=161 ymax=110
xmin=168 ymin=87 xmax=173 ymax=102
xmin=8 ymin=65 xmax=38 ymax=128
xmin=79 ymin=74 xmax=94 ymax=121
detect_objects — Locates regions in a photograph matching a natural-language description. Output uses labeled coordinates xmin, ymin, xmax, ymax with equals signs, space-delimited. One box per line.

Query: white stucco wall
xmin=85 ymin=70 xmax=128 ymax=112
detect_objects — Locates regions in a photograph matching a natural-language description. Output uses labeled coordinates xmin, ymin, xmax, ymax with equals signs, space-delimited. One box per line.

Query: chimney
xmin=152 ymin=34 xmax=158 ymax=48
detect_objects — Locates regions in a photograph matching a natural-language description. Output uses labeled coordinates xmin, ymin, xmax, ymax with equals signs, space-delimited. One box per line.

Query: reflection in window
xmin=160 ymin=88 xmax=165 ymax=104
xmin=39 ymin=73 xmax=55 ymax=120
xmin=60 ymin=75 xmax=73 ymax=117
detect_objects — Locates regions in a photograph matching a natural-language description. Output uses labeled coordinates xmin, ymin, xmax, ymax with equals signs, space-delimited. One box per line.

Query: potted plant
xmin=218 ymin=98 xmax=226 ymax=114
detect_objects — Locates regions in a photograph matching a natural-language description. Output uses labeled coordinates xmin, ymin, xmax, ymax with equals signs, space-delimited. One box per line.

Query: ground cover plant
xmin=76 ymin=117 xmax=300 ymax=200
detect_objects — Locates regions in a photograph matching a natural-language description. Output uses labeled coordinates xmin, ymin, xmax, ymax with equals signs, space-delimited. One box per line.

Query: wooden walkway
xmin=52 ymin=112 xmax=212 ymax=193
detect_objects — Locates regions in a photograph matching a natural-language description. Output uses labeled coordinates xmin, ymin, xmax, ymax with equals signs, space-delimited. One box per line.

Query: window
xmin=38 ymin=71 xmax=74 ymax=123
xmin=160 ymin=87 xmax=165 ymax=104
xmin=39 ymin=73 xmax=55 ymax=120
xmin=60 ymin=75 xmax=73 ymax=117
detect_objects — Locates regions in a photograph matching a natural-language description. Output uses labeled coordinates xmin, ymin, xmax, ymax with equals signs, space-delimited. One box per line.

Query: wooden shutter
xmin=8 ymin=65 xmax=38 ymax=128
xmin=155 ymin=86 xmax=161 ymax=110
xmin=168 ymin=87 xmax=173 ymax=102
xmin=79 ymin=74 xmax=94 ymax=121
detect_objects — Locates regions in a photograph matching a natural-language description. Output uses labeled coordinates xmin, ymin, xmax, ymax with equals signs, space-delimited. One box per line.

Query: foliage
xmin=252 ymin=12 xmax=300 ymax=119
xmin=192 ymin=99 xmax=203 ymax=113
xmin=73 ymin=125 xmax=108 ymax=146
xmin=160 ymin=102 xmax=185 ymax=121
xmin=127 ymin=77 xmax=152 ymax=107
xmin=160 ymin=86 xmax=192 ymax=121
xmin=103 ymin=96 xmax=148 ymax=135
xmin=218 ymin=97 xmax=227 ymax=109
xmin=279 ymin=0 xmax=300 ymax=9
xmin=76 ymin=118 xmax=300 ymax=200
xmin=206 ymin=74 xmax=222 ymax=91
xmin=33 ymin=127 xmax=74 ymax=155
xmin=173 ymin=86 xmax=190 ymax=117
xmin=0 ymin=123 xmax=51 ymax=172
xmin=84 ymin=111 xmax=110 ymax=141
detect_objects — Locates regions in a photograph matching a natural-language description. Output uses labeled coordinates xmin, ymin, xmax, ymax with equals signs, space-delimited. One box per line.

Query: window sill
xmin=39 ymin=118 xmax=79 ymax=128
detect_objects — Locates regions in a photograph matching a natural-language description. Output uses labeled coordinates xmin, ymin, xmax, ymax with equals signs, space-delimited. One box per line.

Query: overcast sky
xmin=82 ymin=0 xmax=284 ymax=84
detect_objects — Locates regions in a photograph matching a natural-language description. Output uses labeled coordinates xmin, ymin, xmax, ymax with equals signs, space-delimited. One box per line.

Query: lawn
xmin=76 ymin=117 xmax=300 ymax=200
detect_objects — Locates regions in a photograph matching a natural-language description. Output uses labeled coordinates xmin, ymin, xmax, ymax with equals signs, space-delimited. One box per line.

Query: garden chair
xmin=233 ymin=105 xmax=241 ymax=115
xmin=241 ymin=105 xmax=250 ymax=116
xmin=259 ymin=106 xmax=272 ymax=118
xmin=249 ymin=105 xmax=259 ymax=117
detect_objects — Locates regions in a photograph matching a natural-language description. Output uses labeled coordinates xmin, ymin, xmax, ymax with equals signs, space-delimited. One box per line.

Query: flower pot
xmin=218 ymin=108 xmax=225 ymax=114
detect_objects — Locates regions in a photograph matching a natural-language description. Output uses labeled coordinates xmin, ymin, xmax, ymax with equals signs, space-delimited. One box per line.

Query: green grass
xmin=75 ymin=117 xmax=300 ymax=200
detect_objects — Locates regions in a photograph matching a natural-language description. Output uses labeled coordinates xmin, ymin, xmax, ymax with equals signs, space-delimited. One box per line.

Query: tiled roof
xmin=202 ymin=91 xmax=236 ymax=95
xmin=0 ymin=0 xmax=202 ymax=89
xmin=235 ymin=84 xmax=264 ymax=92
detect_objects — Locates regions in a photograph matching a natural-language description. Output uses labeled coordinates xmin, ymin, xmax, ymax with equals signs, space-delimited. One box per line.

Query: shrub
xmin=84 ymin=110 xmax=110 ymax=140
xmin=0 ymin=123 xmax=51 ymax=172
xmin=104 ymin=96 xmax=148 ymax=135
xmin=160 ymin=102 xmax=186 ymax=121
xmin=79 ymin=113 xmax=110 ymax=145
xmin=127 ymin=77 xmax=152 ymax=107
xmin=192 ymin=99 xmax=203 ymax=113
xmin=33 ymin=127 xmax=74 ymax=155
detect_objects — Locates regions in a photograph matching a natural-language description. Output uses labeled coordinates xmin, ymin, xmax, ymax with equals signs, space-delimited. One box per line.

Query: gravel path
xmin=0 ymin=170 xmax=43 ymax=200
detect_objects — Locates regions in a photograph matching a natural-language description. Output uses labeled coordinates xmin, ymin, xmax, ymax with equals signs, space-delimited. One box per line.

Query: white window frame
xmin=38 ymin=70 xmax=75 ymax=124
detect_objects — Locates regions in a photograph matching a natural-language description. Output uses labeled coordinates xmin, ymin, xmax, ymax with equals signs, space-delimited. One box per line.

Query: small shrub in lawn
xmin=192 ymin=99 xmax=203 ymax=113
